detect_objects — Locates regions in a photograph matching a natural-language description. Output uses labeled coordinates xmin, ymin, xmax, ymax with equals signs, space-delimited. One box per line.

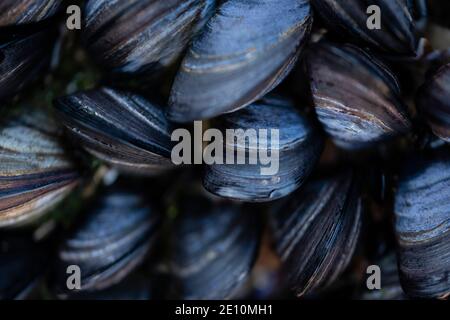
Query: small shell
xmin=54 ymin=188 xmax=161 ymax=294
xmin=416 ymin=63 xmax=450 ymax=142
xmin=270 ymin=170 xmax=362 ymax=297
xmin=0 ymin=0 xmax=62 ymax=27
xmin=54 ymin=87 xmax=175 ymax=175
xmin=0 ymin=110 xmax=80 ymax=228
xmin=168 ymin=0 xmax=312 ymax=122
xmin=394 ymin=151 xmax=450 ymax=299
xmin=169 ymin=198 xmax=261 ymax=299
xmin=307 ymin=41 xmax=411 ymax=149
xmin=311 ymin=0 xmax=423 ymax=56
xmin=83 ymin=0 xmax=216 ymax=76
xmin=203 ymin=96 xmax=323 ymax=202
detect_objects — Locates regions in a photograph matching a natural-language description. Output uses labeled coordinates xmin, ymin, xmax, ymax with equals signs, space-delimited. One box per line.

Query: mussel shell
xmin=83 ymin=0 xmax=215 ymax=76
xmin=168 ymin=0 xmax=312 ymax=122
xmin=0 ymin=110 xmax=80 ymax=228
xmin=54 ymin=188 xmax=161 ymax=294
xmin=417 ymin=63 xmax=450 ymax=142
xmin=0 ymin=0 xmax=62 ymax=27
xmin=394 ymin=151 xmax=450 ymax=299
xmin=270 ymin=170 xmax=362 ymax=297
xmin=0 ymin=232 xmax=49 ymax=299
xmin=307 ymin=41 xmax=411 ymax=149
xmin=169 ymin=199 xmax=261 ymax=299
xmin=54 ymin=87 xmax=174 ymax=175
xmin=203 ymin=96 xmax=323 ymax=202
xmin=0 ymin=28 xmax=55 ymax=103
xmin=311 ymin=0 xmax=423 ymax=56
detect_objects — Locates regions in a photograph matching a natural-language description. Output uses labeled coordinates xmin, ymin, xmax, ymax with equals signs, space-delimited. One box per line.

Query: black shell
xmin=0 ymin=0 xmax=62 ymax=27
xmin=168 ymin=0 xmax=312 ymax=122
xmin=270 ymin=171 xmax=362 ymax=297
xmin=83 ymin=0 xmax=216 ymax=76
xmin=169 ymin=198 xmax=261 ymax=299
xmin=0 ymin=232 xmax=49 ymax=299
xmin=417 ymin=63 xmax=450 ymax=142
xmin=54 ymin=87 xmax=174 ymax=175
xmin=0 ymin=110 xmax=80 ymax=228
xmin=0 ymin=28 xmax=55 ymax=103
xmin=394 ymin=151 xmax=450 ymax=299
xmin=54 ymin=188 xmax=161 ymax=295
xmin=307 ymin=41 xmax=411 ymax=149
xmin=311 ymin=0 xmax=423 ymax=56
xmin=203 ymin=96 xmax=323 ymax=202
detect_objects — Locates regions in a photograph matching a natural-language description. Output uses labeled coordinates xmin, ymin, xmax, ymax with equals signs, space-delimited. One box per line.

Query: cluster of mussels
xmin=0 ymin=0 xmax=449 ymax=300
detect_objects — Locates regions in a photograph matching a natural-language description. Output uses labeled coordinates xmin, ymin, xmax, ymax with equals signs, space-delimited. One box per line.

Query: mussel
xmin=203 ymin=95 xmax=323 ymax=202
xmin=270 ymin=170 xmax=362 ymax=297
xmin=83 ymin=0 xmax=216 ymax=77
xmin=0 ymin=232 xmax=50 ymax=300
xmin=417 ymin=63 xmax=450 ymax=142
xmin=53 ymin=87 xmax=174 ymax=175
xmin=0 ymin=0 xmax=62 ymax=27
xmin=168 ymin=0 xmax=312 ymax=122
xmin=311 ymin=0 xmax=426 ymax=56
xmin=307 ymin=41 xmax=411 ymax=149
xmin=54 ymin=188 xmax=161 ymax=295
xmin=169 ymin=197 xmax=261 ymax=299
xmin=0 ymin=110 xmax=81 ymax=228
xmin=394 ymin=150 xmax=450 ymax=299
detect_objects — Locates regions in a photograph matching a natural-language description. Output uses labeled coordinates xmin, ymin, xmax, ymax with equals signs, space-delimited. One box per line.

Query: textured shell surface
xmin=0 ymin=0 xmax=62 ymax=27
xmin=0 ymin=110 xmax=80 ymax=228
xmin=54 ymin=87 xmax=174 ymax=175
xmin=170 ymin=199 xmax=261 ymax=299
xmin=168 ymin=0 xmax=312 ymax=122
xmin=203 ymin=95 xmax=323 ymax=202
xmin=55 ymin=188 xmax=161 ymax=293
xmin=83 ymin=0 xmax=216 ymax=75
xmin=270 ymin=171 xmax=362 ymax=297
xmin=417 ymin=63 xmax=450 ymax=142
xmin=394 ymin=151 xmax=450 ymax=299
xmin=311 ymin=0 xmax=422 ymax=56
xmin=307 ymin=41 xmax=411 ymax=149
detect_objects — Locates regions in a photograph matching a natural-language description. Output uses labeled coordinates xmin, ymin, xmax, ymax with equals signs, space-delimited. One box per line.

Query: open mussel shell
xmin=54 ymin=188 xmax=161 ymax=295
xmin=0 ymin=28 xmax=55 ymax=103
xmin=270 ymin=170 xmax=362 ymax=297
xmin=83 ymin=0 xmax=216 ymax=77
xmin=0 ymin=232 xmax=50 ymax=299
xmin=311 ymin=0 xmax=424 ymax=56
xmin=307 ymin=41 xmax=411 ymax=149
xmin=54 ymin=87 xmax=175 ymax=175
xmin=169 ymin=198 xmax=261 ymax=299
xmin=417 ymin=63 xmax=450 ymax=142
xmin=394 ymin=151 xmax=450 ymax=299
xmin=0 ymin=0 xmax=62 ymax=27
xmin=203 ymin=95 xmax=323 ymax=202
xmin=0 ymin=110 xmax=80 ymax=228
xmin=168 ymin=0 xmax=312 ymax=122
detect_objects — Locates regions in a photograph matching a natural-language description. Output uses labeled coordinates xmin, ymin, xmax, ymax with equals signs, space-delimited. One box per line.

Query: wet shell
xmin=54 ymin=87 xmax=174 ymax=175
xmin=0 ymin=110 xmax=80 ymax=228
xmin=311 ymin=0 xmax=424 ymax=56
xmin=170 ymin=198 xmax=261 ymax=299
xmin=0 ymin=29 xmax=55 ymax=103
xmin=394 ymin=151 xmax=450 ymax=299
xmin=270 ymin=171 xmax=362 ymax=297
xmin=417 ymin=63 xmax=450 ymax=142
xmin=54 ymin=188 xmax=161 ymax=294
xmin=83 ymin=0 xmax=216 ymax=76
xmin=168 ymin=0 xmax=312 ymax=122
xmin=0 ymin=0 xmax=62 ymax=27
xmin=203 ymin=96 xmax=323 ymax=202
xmin=307 ymin=41 xmax=411 ymax=149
